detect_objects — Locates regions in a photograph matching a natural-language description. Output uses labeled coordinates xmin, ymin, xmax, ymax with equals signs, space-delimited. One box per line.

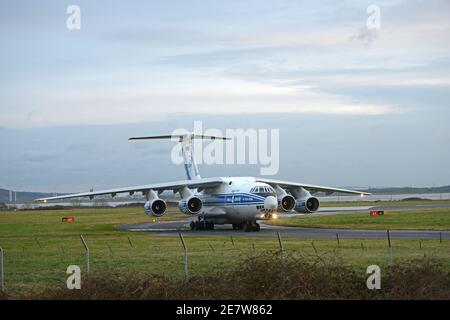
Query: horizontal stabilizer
xmin=129 ymin=133 xmax=230 ymax=141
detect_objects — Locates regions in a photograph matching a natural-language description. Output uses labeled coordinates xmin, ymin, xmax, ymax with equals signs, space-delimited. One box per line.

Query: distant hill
xmin=366 ymin=186 xmax=450 ymax=194
xmin=0 ymin=188 xmax=59 ymax=202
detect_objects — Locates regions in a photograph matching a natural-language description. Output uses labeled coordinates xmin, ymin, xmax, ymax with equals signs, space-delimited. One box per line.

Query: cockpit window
xmin=250 ymin=185 xmax=276 ymax=197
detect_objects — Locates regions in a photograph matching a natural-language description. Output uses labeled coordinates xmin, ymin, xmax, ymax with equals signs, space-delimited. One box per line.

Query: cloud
xmin=350 ymin=27 xmax=378 ymax=47
xmin=21 ymin=151 xmax=63 ymax=163
xmin=0 ymin=71 xmax=399 ymax=129
xmin=0 ymin=0 xmax=449 ymax=130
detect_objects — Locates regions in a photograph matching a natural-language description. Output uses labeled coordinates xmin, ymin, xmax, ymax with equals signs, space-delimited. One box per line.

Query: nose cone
xmin=264 ymin=196 xmax=278 ymax=210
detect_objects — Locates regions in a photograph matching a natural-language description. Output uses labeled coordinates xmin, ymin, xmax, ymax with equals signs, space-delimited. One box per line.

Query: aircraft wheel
xmin=245 ymin=221 xmax=259 ymax=232
xmin=244 ymin=222 xmax=253 ymax=232
xmin=235 ymin=223 xmax=246 ymax=231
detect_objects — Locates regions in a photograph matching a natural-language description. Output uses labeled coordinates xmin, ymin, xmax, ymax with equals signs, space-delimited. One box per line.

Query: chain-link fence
xmin=1 ymin=233 xmax=449 ymax=294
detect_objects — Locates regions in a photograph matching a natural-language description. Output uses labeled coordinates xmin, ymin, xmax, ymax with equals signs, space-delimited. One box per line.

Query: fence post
xmin=387 ymin=230 xmax=393 ymax=266
xmin=80 ymin=235 xmax=90 ymax=276
xmin=440 ymin=232 xmax=442 ymax=244
xmin=108 ymin=244 xmax=114 ymax=257
xmin=0 ymin=246 xmax=4 ymax=292
xmin=179 ymin=233 xmax=188 ymax=287
xmin=311 ymin=241 xmax=318 ymax=254
xmin=336 ymin=233 xmax=340 ymax=247
xmin=277 ymin=232 xmax=285 ymax=270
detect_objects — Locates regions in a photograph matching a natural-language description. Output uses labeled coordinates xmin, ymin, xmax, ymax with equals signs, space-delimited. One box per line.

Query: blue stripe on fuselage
xmin=202 ymin=193 xmax=265 ymax=206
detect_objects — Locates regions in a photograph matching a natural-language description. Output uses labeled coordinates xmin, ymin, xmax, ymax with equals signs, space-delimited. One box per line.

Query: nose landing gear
xmin=232 ymin=221 xmax=260 ymax=232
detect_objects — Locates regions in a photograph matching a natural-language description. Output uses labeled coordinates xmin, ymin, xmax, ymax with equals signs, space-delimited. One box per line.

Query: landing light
xmin=272 ymin=213 xmax=278 ymax=220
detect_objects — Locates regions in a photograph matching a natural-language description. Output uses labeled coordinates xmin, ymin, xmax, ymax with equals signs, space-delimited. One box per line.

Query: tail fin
xmin=129 ymin=133 xmax=230 ymax=180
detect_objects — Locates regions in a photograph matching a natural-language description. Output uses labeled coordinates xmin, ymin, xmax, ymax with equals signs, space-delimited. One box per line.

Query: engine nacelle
xmin=144 ymin=199 xmax=167 ymax=217
xmin=178 ymin=196 xmax=203 ymax=214
xmin=278 ymin=194 xmax=296 ymax=212
xmin=295 ymin=197 xmax=320 ymax=214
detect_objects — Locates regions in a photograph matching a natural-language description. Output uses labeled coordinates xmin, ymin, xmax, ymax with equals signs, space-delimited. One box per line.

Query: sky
xmin=0 ymin=0 xmax=449 ymax=192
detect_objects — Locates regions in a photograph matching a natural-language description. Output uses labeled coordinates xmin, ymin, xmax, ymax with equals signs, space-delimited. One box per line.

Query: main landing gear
xmin=190 ymin=220 xmax=215 ymax=231
xmin=232 ymin=221 xmax=260 ymax=232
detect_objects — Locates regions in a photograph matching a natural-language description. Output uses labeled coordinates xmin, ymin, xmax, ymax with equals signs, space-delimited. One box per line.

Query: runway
xmin=118 ymin=204 xmax=450 ymax=240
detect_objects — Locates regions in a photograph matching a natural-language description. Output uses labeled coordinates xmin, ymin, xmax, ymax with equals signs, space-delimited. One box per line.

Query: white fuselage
xmin=192 ymin=177 xmax=277 ymax=224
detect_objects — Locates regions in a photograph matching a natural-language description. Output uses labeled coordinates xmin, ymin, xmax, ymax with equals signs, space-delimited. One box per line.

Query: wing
xmin=36 ymin=177 xmax=224 ymax=202
xmin=256 ymin=178 xmax=371 ymax=196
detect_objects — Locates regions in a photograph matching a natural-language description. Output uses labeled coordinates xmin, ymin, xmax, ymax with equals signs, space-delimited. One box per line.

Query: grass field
xmin=0 ymin=207 xmax=185 ymax=237
xmin=320 ymin=199 xmax=450 ymax=207
xmin=267 ymin=209 xmax=450 ymax=231
xmin=0 ymin=207 xmax=449 ymax=296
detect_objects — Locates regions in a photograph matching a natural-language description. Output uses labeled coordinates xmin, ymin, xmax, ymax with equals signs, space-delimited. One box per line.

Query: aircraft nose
xmin=264 ymin=196 xmax=278 ymax=210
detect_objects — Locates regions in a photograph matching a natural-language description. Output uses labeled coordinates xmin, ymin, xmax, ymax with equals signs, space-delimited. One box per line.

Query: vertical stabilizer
xmin=180 ymin=134 xmax=201 ymax=180
xmin=129 ymin=133 xmax=230 ymax=180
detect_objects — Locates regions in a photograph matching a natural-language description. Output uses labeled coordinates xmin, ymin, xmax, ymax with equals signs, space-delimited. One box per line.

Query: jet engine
xmin=295 ymin=196 xmax=320 ymax=214
xmin=144 ymin=199 xmax=167 ymax=217
xmin=279 ymin=194 xmax=296 ymax=212
xmin=178 ymin=196 xmax=203 ymax=214
xmin=143 ymin=189 xmax=167 ymax=217
xmin=273 ymin=185 xmax=296 ymax=212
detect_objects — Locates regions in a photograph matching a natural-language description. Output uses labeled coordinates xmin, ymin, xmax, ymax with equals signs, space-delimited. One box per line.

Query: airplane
xmin=37 ymin=133 xmax=371 ymax=232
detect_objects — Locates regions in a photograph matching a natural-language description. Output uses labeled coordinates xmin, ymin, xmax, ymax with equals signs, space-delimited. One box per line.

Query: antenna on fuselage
xmin=129 ymin=133 xmax=230 ymax=180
